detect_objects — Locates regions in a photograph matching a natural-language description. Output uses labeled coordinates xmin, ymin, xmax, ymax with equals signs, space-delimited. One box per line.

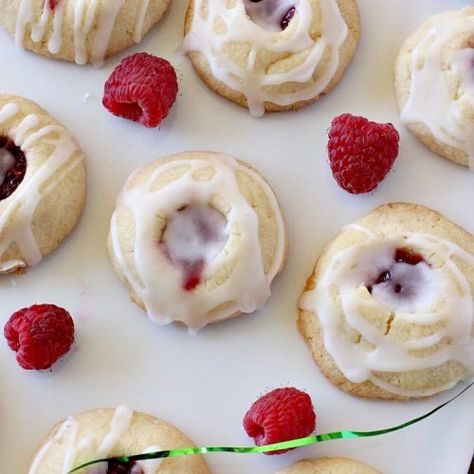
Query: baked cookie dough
xmin=298 ymin=202 xmax=474 ymax=400
xmin=28 ymin=406 xmax=210 ymax=473
xmin=395 ymin=7 xmax=474 ymax=169
xmin=183 ymin=0 xmax=360 ymax=116
xmin=0 ymin=94 xmax=85 ymax=274
xmin=277 ymin=457 xmax=380 ymax=474
xmin=108 ymin=151 xmax=288 ymax=331
xmin=0 ymin=0 xmax=171 ymax=65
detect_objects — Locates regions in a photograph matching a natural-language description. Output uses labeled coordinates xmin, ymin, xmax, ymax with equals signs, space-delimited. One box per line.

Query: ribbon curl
xmin=69 ymin=381 xmax=473 ymax=473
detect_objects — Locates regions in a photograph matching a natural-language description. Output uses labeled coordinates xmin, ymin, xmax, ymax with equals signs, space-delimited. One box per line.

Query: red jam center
xmin=246 ymin=1 xmax=296 ymax=31
xmin=47 ymin=0 xmax=60 ymax=10
xmin=180 ymin=259 xmax=205 ymax=292
xmin=280 ymin=6 xmax=295 ymax=30
xmin=0 ymin=136 xmax=27 ymax=201
xmin=161 ymin=205 xmax=228 ymax=292
xmin=106 ymin=460 xmax=143 ymax=474
xmin=367 ymin=247 xmax=427 ymax=295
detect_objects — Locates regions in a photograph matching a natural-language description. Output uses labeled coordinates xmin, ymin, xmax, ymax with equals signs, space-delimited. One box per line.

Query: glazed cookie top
xmin=28 ymin=406 xmax=210 ymax=473
xmin=299 ymin=203 xmax=474 ymax=398
xmin=109 ymin=151 xmax=287 ymax=330
xmin=0 ymin=0 xmax=170 ymax=65
xmin=0 ymin=94 xmax=85 ymax=273
xmin=183 ymin=0 xmax=359 ymax=116
xmin=396 ymin=7 xmax=474 ymax=169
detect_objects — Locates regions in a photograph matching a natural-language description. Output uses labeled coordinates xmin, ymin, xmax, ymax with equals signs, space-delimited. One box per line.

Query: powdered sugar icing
xmin=299 ymin=226 xmax=474 ymax=397
xmin=400 ymin=8 xmax=474 ymax=170
xmin=183 ymin=0 xmax=349 ymax=116
xmin=110 ymin=153 xmax=286 ymax=331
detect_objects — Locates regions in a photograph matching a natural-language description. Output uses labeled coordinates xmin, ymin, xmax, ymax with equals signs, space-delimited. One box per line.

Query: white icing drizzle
xmin=96 ymin=406 xmax=133 ymax=458
xmin=12 ymin=0 xmax=150 ymax=65
xmin=134 ymin=0 xmax=151 ymax=43
xmin=28 ymin=416 xmax=79 ymax=474
xmin=400 ymin=9 xmax=474 ymax=170
xmin=182 ymin=0 xmax=348 ymax=116
xmin=29 ymin=408 xmax=165 ymax=473
xmin=110 ymin=153 xmax=286 ymax=330
xmin=299 ymin=229 xmax=474 ymax=397
xmin=0 ymin=102 xmax=82 ymax=272
xmin=89 ymin=0 xmax=125 ymax=66
xmin=30 ymin=0 xmax=64 ymax=54
xmin=29 ymin=406 xmax=137 ymax=474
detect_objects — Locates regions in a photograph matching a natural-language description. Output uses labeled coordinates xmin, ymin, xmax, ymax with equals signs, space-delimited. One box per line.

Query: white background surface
xmin=1 ymin=0 xmax=473 ymax=473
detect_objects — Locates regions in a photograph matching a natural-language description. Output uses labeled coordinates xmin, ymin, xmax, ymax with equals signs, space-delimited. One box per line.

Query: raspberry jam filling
xmin=105 ymin=460 xmax=143 ymax=474
xmin=367 ymin=247 xmax=436 ymax=312
xmin=47 ymin=0 xmax=60 ymax=10
xmin=0 ymin=136 xmax=27 ymax=201
xmin=161 ymin=204 xmax=228 ymax=291
xmin=245 ymin=0 xmax=296 ymax=32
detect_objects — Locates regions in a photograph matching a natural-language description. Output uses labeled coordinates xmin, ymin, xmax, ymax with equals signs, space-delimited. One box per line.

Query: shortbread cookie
xmin=108 ymin=151 xmax=287 ymax=330
xmin=395 ymin=7 xmax=474 ymax=169
xmin=29 ymin=406 xmax=210 ymax=473
xmin=277 ymin=457 xmax=380 ymax=474
xmin=183 ymin=0 xmax=360 ymax=116
xmin=0 ymin=94 xmax=85 ymax=274
xmin=298 ymin=202 xmax=474 ymax=400
xmin=0 ymin=0 xmax=171 ymax=65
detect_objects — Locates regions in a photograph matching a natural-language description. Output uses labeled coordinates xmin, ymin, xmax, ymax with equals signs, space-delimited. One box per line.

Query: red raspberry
xmin=328 ymin=113 xmax=400 ymax=194
xmin=243 ymin=387 xmax=316 ymax=455
xmin=4 ymin=304 xmax=74 ymax=370
xmin=103 ymin=52 xmax=178 ymax=128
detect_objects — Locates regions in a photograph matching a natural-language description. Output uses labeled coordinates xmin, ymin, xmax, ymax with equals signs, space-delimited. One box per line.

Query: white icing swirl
xmin=400 ymin=9 xmax=474 ymax=170
xmin=183 ymin=0 xmax=349 ymax=116
xmin=0 ymin=102 xmax=83 ymax=272
xmin=11 ymin=0 xmax=152 ymax=65
xmin=110 ymin=153 xmax=286 ymax=331
xmin=299 ymin=228 xmax=474 ymax=397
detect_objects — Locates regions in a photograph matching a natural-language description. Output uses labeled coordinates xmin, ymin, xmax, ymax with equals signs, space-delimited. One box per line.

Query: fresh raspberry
xmin=328 ymin=113 xmax=399 ymax=194
xmin=243 ymin=387 xmax=316 ymax=455
xmin=4 ymin=304 xmax=74 ymax=370
xmin=103 ymin=52 xmax=178 ymax=128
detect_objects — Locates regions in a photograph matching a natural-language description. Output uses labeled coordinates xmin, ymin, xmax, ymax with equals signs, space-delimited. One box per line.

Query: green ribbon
xmin=69 ymin=381 xmax=473 ymax=473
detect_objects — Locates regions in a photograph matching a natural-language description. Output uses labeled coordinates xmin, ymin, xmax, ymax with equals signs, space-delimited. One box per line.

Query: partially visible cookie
xmin=0 ymin=0 xmax=171 ymax=65
xmin=28 ymin=406 xmax=210 ymax=473
xmin=108 ymin=151 xmax=288 ymax=331
xmin=183 ymin=0 xmax=360 ymax=116
xmin=277 ymin=457 xmax=380 ymax=474
xmin=395 ymin=7 xmax=474 ymax=169
xmin=298 ymin=202 xmax=474 ymax=400
xmin=0 ymin=94 xmax=85 ymax=274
